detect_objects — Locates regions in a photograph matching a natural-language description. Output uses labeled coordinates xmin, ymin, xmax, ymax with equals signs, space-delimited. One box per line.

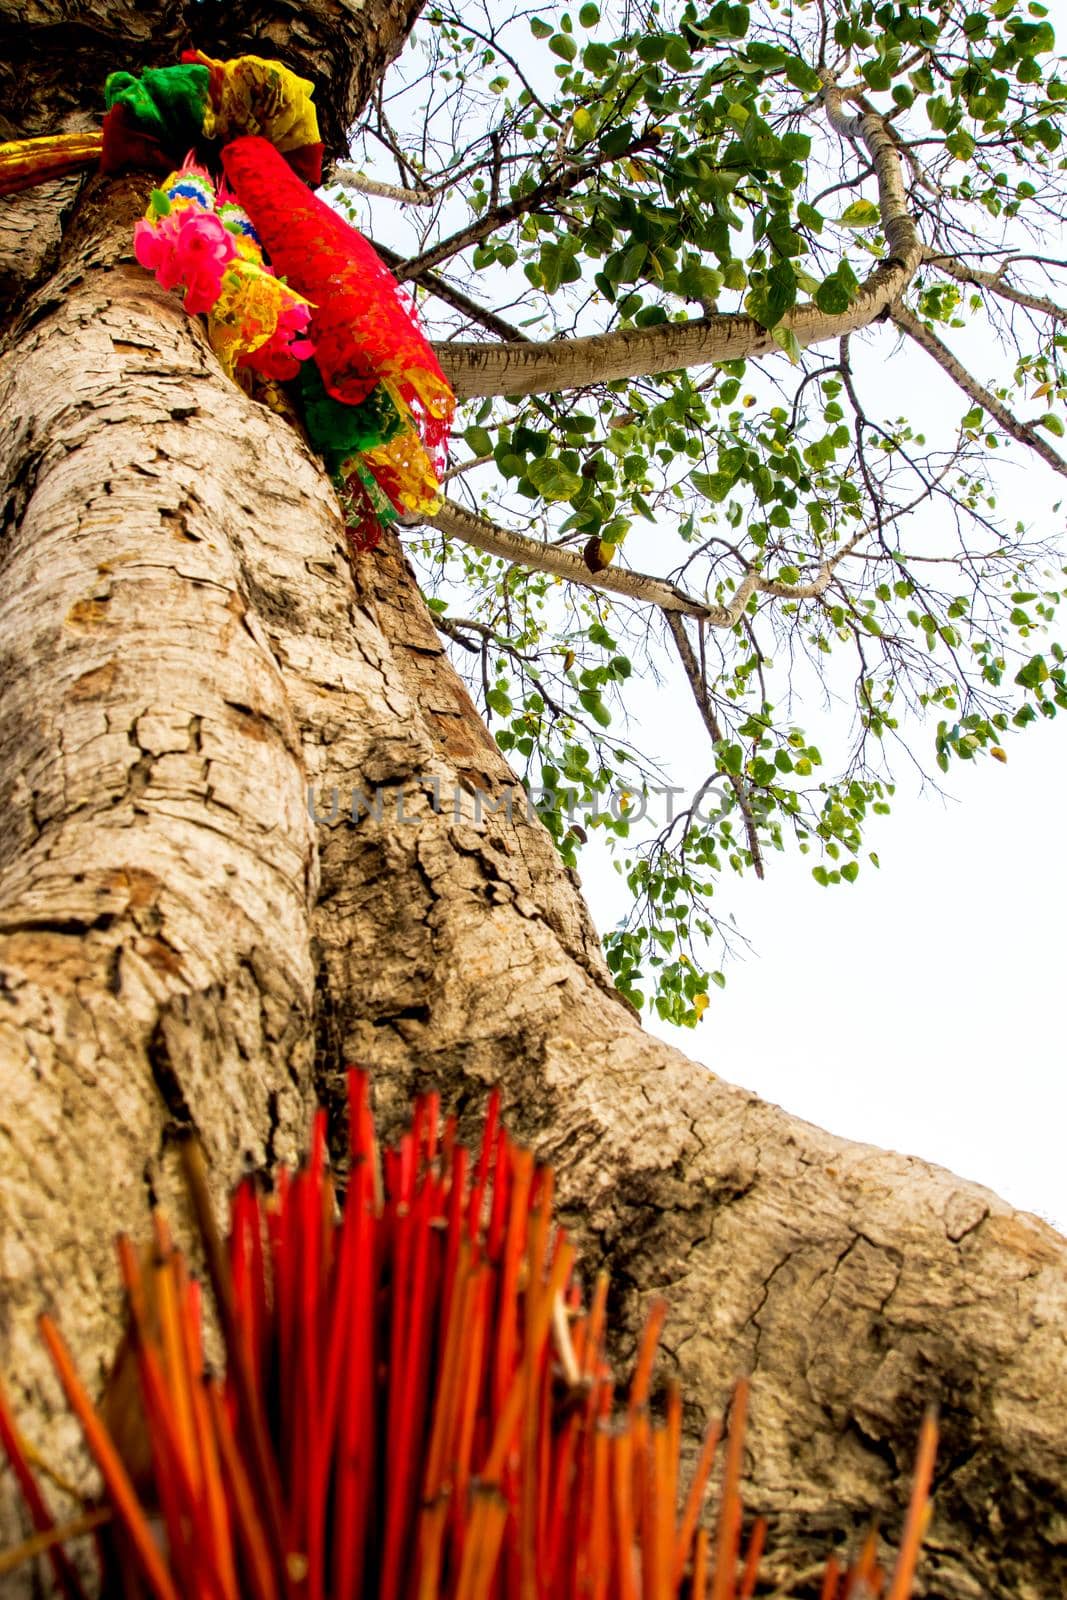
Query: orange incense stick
xmin=3 ymin=1075 xmax=938 ymax=1600
xmin=672 ymin=1416 xmax=722 ymax=1588
xmin=691 ymin=1527 xmax=709 ymax=1600
xmin=39 ymin=1316 xmax=181 ymax=1600
xmin=885 ymin=1410 xmax=938 ymax=1600
xmin=711 ymin=1377 xmax=749 ymax=1600
xmin=0 ymin=1374 xmax=90 ymax=1600
xmin=738 ymin=1517 xmax=766 ymax=1600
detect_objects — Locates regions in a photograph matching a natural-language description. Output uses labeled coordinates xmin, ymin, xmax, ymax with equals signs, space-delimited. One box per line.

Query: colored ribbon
xmin=221 ymin=134 xmax=453 ymax=516
xmin=0 ymin=131 xmax=104 ymax=196
xmin=0 ymin=53 xmax=323 ymax=198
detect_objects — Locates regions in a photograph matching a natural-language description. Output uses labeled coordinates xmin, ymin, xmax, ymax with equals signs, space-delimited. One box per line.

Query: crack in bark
xmin=146 ymin=1012 xmax=196 ymax=1137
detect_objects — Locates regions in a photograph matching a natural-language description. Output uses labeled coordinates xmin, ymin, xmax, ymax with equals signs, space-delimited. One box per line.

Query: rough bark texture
xmin=0 ymin=9 xmax=1065 ymax=1600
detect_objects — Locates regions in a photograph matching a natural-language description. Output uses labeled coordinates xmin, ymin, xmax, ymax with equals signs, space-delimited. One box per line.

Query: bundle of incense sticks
xmin=0 ymin=1072 xmax=937 ymax=1598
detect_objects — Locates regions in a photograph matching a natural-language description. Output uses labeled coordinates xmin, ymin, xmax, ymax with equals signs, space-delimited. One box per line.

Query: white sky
xmin=578 ymin=682 xmax=1067 ymax=1231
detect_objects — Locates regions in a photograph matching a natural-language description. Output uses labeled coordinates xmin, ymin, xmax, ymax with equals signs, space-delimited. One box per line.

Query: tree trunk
xmin=0 ymin=16 xmax=1065 ymax=1600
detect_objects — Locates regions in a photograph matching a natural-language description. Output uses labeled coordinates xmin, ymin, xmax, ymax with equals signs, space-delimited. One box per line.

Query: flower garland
xmin=0 ymin=52 xmax=455 ymax=550
xmin=132 ymin=163 xmax=315 ymax=382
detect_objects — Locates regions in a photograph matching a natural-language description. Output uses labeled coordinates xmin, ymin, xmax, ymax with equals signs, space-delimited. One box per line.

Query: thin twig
xmin=370 ymin=238 xmax=531 ymax=344
xmin=921 ymin=248 xmax=1067 ymax=324
xmin=332 ymin=168 xmax=435 ymax=206
xmin=395 ymin=134 xmax=661 ymax=283
xmin=892 ymin=302 xmax=1067 ymax=479
xmin=665 ymin=614 xmax=766 ymax=880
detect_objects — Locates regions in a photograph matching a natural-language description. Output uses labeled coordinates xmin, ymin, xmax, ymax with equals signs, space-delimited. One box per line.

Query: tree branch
xmin=432 ymin=613 xmax=480 ymax=652
xmin=665 ymin=613 xmax=766 ymax=880
xmin=370 ymin=239 xmax=531 ymax=343
xmin=394 ymin=135 xmax=661 ymax=284
xmin=422 ymin=498 xmax=882 ymax=626
xmin=422 ymin=497 xmax=716 ymax=617
xmin=436 ymin=266 xmax=922 ymax=399
xmin=435 ymin=79 xmax=921 ymax=400
xmin=332 ymin=167 xmax=434 ymax=205
xmin=921 ymin=248 xmax=1067 ymax=324
xmin=891 ymin=301 xmax=1067 ymax=479
xmin=440 ymin=452 xmax=494 ymax=483
xmin=817 ymin=72 xmax=920 ymax=271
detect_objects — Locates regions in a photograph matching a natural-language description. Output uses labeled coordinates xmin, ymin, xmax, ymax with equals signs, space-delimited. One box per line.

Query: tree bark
xmin=437 ymin=265 xmax=916 ymax=401
xmin=0 ymin=15 xmax=1065 ymax=1600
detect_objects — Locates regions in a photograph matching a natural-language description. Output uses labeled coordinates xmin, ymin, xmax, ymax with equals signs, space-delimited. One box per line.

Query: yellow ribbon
xmin=0 ymin=131 xmax=103 ymax=197
xmin=186 ymin=51 xmax=320 ymax=153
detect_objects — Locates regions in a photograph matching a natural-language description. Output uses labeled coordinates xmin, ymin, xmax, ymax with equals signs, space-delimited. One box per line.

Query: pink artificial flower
xmin=133 ymin=216 xmax=184 ymax=293
xmin=243 ymin=300 xmax=315 ymax=381
xmin=133 ymin=209 xmax=237 ymax=315
xmin=172 ymin=211 xmax=238 ymax=314
xmin=275 ymin=300 xmax=315 ymax=359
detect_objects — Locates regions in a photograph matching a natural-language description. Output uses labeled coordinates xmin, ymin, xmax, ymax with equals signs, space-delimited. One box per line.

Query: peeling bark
xmin=0 ymin=177 xmax=84 ymax=313
xmin=0 ymin=171 xmax=1064 ymax=1600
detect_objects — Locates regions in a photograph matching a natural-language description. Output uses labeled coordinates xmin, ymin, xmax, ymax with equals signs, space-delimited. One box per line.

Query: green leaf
xmin=464 ymin=426 xmax=493 ymax=457
xmin=783 ymin=55 xmax=822 ymax=92
xmin=583 ymin=42 xmax=614 ymax=73
xmin=527 ymin=456 xmax=583 ymax=501
xmin=664 ymin=36 xmax=693 ymax=72
xmin=1015 ymin=654 xmax=1049 ymax=689
xmin=815 ymin=278 xmax=850 ymax=314
xmin=572 ymin=106 xmax=595 ymax=143
xmin=862 ymin=60 xmax=892 ymax=92
xmin=678 ymin=262 xmax=724 ymax=303
xmin=772 ymin=326 xmax=801 ymax=363
xmin=549 ymin=32 xmax=577 ymax=61
xmin=599 ymin=121 xmax=635 ymax=157
xmin=838 ymin=199 xmax=881 ymax=228
xmin=618 ymin=242 xmax=647 ymax=282
xmin=780 ymin=131 xmax=812 ymax=160
xmin=691 ymin=470 xmax=735 ymax=502
xmin=578 ymin=688 xmax=612 ymax=726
